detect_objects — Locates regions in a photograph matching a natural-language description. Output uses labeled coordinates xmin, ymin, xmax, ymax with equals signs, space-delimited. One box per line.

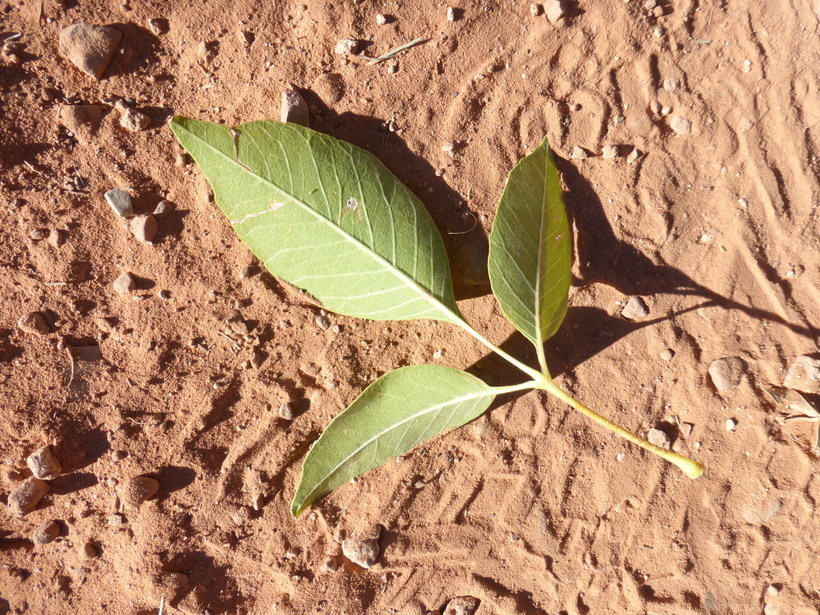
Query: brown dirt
xmin=1 ymin=1 xmax=818 ymax=614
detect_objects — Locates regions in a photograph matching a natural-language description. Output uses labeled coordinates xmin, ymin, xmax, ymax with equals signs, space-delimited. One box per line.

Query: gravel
xmin=443 ymin=596 xmax=480 ymax=615
xmin=26 ymin=446 xmax=62 ymax=480
xmin=669 ymin=114 xmax=692 ymax=135
xmin=122 ymin=475 xmax=160 ymax=508
xmin=113 ymin=272 xmax=136 ymax=295
xmin=33 ymin=520 xmax=61 ymax=545
xmin=7 ymin=477 xmax=49 ymax=516
xmin=119 ymin=107 xmax=151 ymax=131
xmin=104 ymin=188 xmax=134 ymax=217
xmin=341 ymin=526 xmax=381 ymax=568
xmin=129 ymin=214 xmax=158 ymax=243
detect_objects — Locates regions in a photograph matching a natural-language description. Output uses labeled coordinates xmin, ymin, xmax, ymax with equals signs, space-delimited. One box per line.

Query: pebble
xmin=649 ymin=99 xmax=661 ymax=114
xmin=334 ymin=38 xmax=359 ymax=55
xmin=647 ymin=427 xmax=672 ymax=449
xmin=29 ymin=228 xmax=48 ymax=240
xmin=58 ymin=22 xmax=122 ymax=79
xmin=544 ymin=0 xmax=566 ymax=23
xmin=620 ymin=296 xmax=649 ymax=321
xmin=341 ymin=526 xmax=381 ymax=568
xmin=708 ymin=357 xmax=747 ymax=392
xmin=315 ymin=314 xmax=331 ymax=330
xmin=129 ymin=214 xmax=158 ymax=243
xmin=601 ymin=144 xmax=619 ymax=159
xmin=17 ymin=312 xmax=49 ymax=335
xmin=725 ymin=418 xmax=738 ymax=432
xmin=783 ymin=355 xmax=819 ymax=394
xmin=108 ymin=513 xmax=125 ymax=527
xmin=375 ymin=13 xmax=388 ymax=25
xmin=321 ymin=556 xmax=340 ymax=572
xmin=147 ymin=18 xmax=168 ymax=35
xmin=119 ymin=107 xmax=151 ymax=131
xmin=113 ymin=272 xmax=136 ymax=295
xmin=49 ymin=229 xmax=65 ymax=247
xmin=7 ymin=477 xmax=49 ymax=516
xmin=33 ymin=520 xmax=61 ymax=545
xmin=104 ymin=188 xmax=134 ymax=217
xmin=280 ymin=87 xmax=310 ymax=127
xmin=569 ymin=146 xmax=588 ymax=160
xmin=278 ymin=402 xmax=294 ymax=421
xmin=652 ymin=5 xmax=663 ymax=17
xmin=231 ymin=505 xmax=253 ymax=525
xmin=626 ymin=147 xmax=641 ymax=164
xmin=644 ymin=0 xmax=657 ymax=9
xmin=152 ymin=200 xmax=174 ymax=218
xmin=446 ymin=7 xmax=459 ymax=21
xmin=663 ymin=77 xmax=680 ymax=92
xmin=122 ymin=475 xmax=160 ymax=508
xmin=660 ymin=348 xmax=675 ymax=361
xmin=530 ymin=3 xmax=543 ymax=16
xmin=26 ymin=446 xmax=62 ymax=480
xmin=669 ymin=114 xmax=692 ymax=135
xmin=57 ymin=104 xmax=103 ymax=142
xmin=443 ymin=596 xmax=480 ymax=615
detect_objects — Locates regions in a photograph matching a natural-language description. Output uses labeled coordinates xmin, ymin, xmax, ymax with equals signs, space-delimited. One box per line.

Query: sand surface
xmin=1 ymin=1 xmax=818 ymax=613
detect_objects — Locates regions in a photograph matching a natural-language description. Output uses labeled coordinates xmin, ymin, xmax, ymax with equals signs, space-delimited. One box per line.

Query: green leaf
xmin=488 ymin=137 xmax=572 ymax=350
xmin=170 ymin=117 xmax=460 ymax=323
xmin=291 ymin=365 xmax=496 ymax=516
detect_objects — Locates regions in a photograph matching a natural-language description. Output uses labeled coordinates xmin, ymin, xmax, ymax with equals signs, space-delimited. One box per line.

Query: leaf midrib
xmin=296 ymin=386 xmax=494 ymax=509
xmin=177 ymin=121 xmax=459 ymax=323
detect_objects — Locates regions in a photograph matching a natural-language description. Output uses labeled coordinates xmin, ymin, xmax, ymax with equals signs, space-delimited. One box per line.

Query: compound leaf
xmin=291 ymin=365 xmax=496 ymax=516
xmin=488 ymin=137 xmax=571 ymax=349
xmin=170 ymin=117 xmax=460 ymax=323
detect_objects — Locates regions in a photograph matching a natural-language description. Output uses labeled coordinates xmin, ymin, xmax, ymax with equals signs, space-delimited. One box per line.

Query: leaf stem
xmin=538 ymin=379 xmax=704 ymax=479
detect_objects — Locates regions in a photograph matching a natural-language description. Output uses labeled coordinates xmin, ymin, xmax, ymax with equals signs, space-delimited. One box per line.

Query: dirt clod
xmin=33 ymin=521 xmax=61 ymax=545
xmin=334 ymin=39 xmax=359 ymax=56
xmin=121 ymin=475 xmax=160 ymax=508
xmin=26 ymin=446 xmax=62 ymax=480
xmin=783 ymin=355 xmax=819 ymax=394
xmin=7 ymin=477 xmax=49 ymax=516
xmin=669 ymin=114 xmax=692 ymax=135
xmin=119 ymin=107 xmax=151 ymax=131
xmin=129 ymin=214 xmax=158 ymax=243
xmin=708 ymin=357 xmax=747 ymax=392
xmin=443 ymin=596 xmax=480 ymax=615
xmin=17 ymin=312 xmax=49 ymax=335
xmin=58 ymin=22 xmax=122 ymax=79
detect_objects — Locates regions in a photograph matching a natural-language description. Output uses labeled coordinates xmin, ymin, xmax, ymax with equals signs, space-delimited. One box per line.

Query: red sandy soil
xmin=0 ymin=1 xmax=817 ymax=614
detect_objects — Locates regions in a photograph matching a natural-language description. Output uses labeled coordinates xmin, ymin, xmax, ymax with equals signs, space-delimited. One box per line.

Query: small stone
xmin=122 ymin=475 xmax=160 ymax=508
xmin=29 ymin=228 xmax=49 ymax=240
xmin=239 ymin=265 xmax=255 ymax=279
xmin=33 ymin=520 xmax=61 ymax=545
xmin=334 ymin=38 xmax=359 ymax=55
xmin=620 ymin=296 xmax=650 ymax=321
xmin=49 ymin=229 xmax=65 ymax=247
xmin=376 ymin=13 xmax=388 ymax=25
xmin=569 ymin=146 xmax=588 ymax=160
xmin=653 ymin=25 xmax=664 ymax=37
xmin=129 ymin=214 xmax=158 ymax=243
xmin=58 ymin=22 xmax=122 ymax=79
xmin=281 ymin=88 xmax=310 ymax=127
xmin=108 ymin=513 xmax=125 ymax=527
xmin=441 ymin=142 xmax=456 ymax=153
xmin=601 ymin=144 xmax=619 ymax=159
xmin=660 ymin=349 xmax=675 ymax=361
xmin=446 ymin=7 xmax=459 ymax=21
xmin=113 ymin=272 xmax=136 ymax=295
xmin=147 ymin=18 xmax=168 ymax=35
xmin=764 ymin=604 xmax=779 ymax=615
xmin=661 ymin=105 xmax=672 ymax=116
xmin=119 ymin=107 xmax=150 ymax=131
xmin=649 ymin=99 xmax=662 ymax=114
xmin=626 ymin=148 xmax=641 ymax=163
xmin=443 ymin=596 xmax=480 ymax=615
xmin=783 ymin=355 xmax=819 ymax=394
xmin=27 ymin=446 xmax=62 ymax=480
xmin=111 ymin=450 xmax=127 ymax=460
xmin=17 ymin=312 xmax=49 ymax=336
xmin=669 ymin=114 xmax=692 ymax=135
xmin=152 ymin=200 xmax=174 ymax=218
xmin=250 ymin=349 xmax=264 ymax=369
xmin=708 ymin=357 xmax=747 ymax=392
xmin=652 ymin=5 xmax=664 ymax=17
xmin=104 ymin=188 xmax=134 ymax=217
xmin=530 ymin=3 xmax=543 ymax=16
xmin=7 ymin=477 xmax=49 ymax=516
xmin=544 ymin=0 xmax=566 ymax=23
xmin=315 ymin=314 xmax=331 ymax=330
xmin=647 ymin=427 xmax=671 ymax=449
xmin=278 ymin=402 xmax=294 ymax=421
xmin=663 ymin=77 xmax=679 ymax=92
xmin=643 ymin=0 xmax=657 ymax=9
xmin=232 ymin=505 xmax=253 ymax=525
xmin=341 ymin=527 xmax=381 ymax=569
xmin=766 ymin=585 xmax=780 ymax=597
xmin=321 ymin=556 xmax=339 ymax=572
xmin=158 ymin=290 xmax=170 ymax=300
xmin=725 ymin=418 xmax=737 ymax=432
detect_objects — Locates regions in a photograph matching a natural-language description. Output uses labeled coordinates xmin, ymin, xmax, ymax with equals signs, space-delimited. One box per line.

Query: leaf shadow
xmin=295 ymin=87 xmax=491 ymax=300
